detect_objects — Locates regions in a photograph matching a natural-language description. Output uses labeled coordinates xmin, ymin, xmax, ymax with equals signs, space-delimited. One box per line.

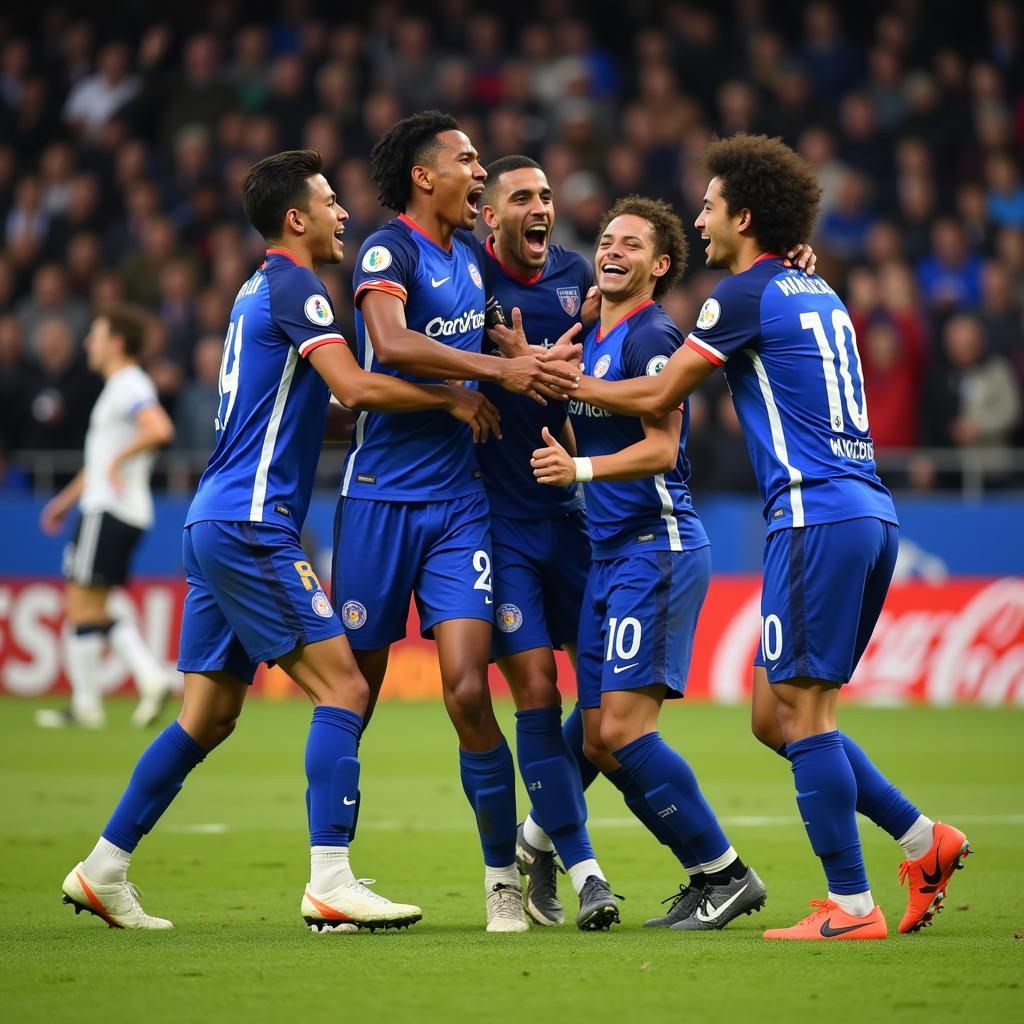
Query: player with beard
xmin=561 ymin=134 xmax=971 ymax=940
xmin=333 ymin=113 xmax=578 ymax=932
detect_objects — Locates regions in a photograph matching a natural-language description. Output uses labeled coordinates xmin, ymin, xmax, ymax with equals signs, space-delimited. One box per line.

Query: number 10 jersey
xmin=685 ymin=254 xmax=897 ymax=533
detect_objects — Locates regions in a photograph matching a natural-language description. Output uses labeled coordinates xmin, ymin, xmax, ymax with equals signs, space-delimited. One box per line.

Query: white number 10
xmin=800 ymin=309 xmax=868 ymax=434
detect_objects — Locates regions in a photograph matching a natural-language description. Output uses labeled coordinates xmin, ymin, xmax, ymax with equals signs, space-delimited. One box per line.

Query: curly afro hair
xmin=369 ymin=109 xmax=461 ymax=212
xmin=596 ymin=194 xmax=688 ymax=299
xmin=703 ymin=133 xmax=822 ymax=254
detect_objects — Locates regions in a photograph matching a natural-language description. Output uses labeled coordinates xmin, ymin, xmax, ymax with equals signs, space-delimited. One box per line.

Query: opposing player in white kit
xmin=37 ymin=305 xmax=177 ymax=729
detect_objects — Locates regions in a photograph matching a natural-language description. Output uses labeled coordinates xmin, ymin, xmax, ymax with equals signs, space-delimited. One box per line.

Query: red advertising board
xmin=1 ymin=576 xmax=1022 ymax=704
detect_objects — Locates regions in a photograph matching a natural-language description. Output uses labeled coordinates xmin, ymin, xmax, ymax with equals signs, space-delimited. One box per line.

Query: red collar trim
xmin=596 ymin=298 xmax=654 ymax=342
xmin=749 ymin=251 xmax=788 ymax=269
xmin=398 ymin=213 xmax=452 ymax=253
xmin=264 ymin=247 xmax=302 ymax=266
xmin=485 ymin=235 xmax=543 ymax=285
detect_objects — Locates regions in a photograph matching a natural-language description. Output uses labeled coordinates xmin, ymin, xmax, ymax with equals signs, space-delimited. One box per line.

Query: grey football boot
xmin=644 ymin=881 xmax=705 ymax=928
xmin=670 ymin=867 xmax=767 ymax=931
xmin=576 ymin=875 xmax=621 ymax=931
xmin=515 ymin=822 xmax=564 ymax=926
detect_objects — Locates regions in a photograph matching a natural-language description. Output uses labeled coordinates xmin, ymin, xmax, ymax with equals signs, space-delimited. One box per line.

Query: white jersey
xmin=80 ymin=365 xmax=159 ymax=528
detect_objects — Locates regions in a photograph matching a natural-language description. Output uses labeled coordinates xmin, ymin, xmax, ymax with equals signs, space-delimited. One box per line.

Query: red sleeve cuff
xmin=685 ymin=334 xmax=726 ymax=366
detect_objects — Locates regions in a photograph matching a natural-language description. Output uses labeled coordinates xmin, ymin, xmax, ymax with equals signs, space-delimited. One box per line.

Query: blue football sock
xmin=515 ymin=706 xmax=594 ymax=870
xmin=562 ymin=703 xmax=600 ymax=790
xmin=777 ymin=734 xmax=920 ymax=841
xmin=787 ymin=730 xmax=868 ymax=895
xmin=306 ymin=705 xmax=362 ymax=847
xmin=613 ymin=732 xmax=731 ymax=866
xmin=604 ymin=767 xmax=700 ymax=872
xmin=460 ymin=740 xmax=517 ymax=867
xmin=102 ymin=721 xmax=207 ymax=852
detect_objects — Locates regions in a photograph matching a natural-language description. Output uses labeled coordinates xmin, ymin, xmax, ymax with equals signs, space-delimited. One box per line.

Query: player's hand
xmin=788 ymin=243 xmax=817 ymax=276
xmin=487 ymin=306 xmax=531 ymax=358
xmin=531 ymin=426 xmax=576 ymax=486
xmin=39 ymin=498 xmax=67 ymax=536
xmin=499 ymin=355 xmax=579 ymax=406
xmin=540 ymin=322 xmax=583 ymax=366
xmin=444 ymin=385 xmax=502 ymax=443
xmin=581 ymin=285 xmax=601 ymax=327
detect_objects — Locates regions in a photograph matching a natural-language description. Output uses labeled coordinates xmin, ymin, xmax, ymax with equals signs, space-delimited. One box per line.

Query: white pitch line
xmin=166 ymin=823 xmax=229 ymax=834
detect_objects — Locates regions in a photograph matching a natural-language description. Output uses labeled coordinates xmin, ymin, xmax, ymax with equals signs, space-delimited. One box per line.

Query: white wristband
xmin=573 ymin=457 xmax=594 ymax=483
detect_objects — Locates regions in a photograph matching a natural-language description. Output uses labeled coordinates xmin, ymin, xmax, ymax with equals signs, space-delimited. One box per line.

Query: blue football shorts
xmin=177 ymin=520 xmax=342 ymax=684
xmin=332 ymin=492 xmax=493 ymax=649
xmin=575 ymin=545 xmax=711 ymax=710
xmin=490 ymin=510 xmax=591 ymax=659
xmin=755 ymin=517 xmax=899 ymax=685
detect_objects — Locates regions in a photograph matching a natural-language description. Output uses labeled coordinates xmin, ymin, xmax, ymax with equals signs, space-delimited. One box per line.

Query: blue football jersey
xmin=570 ymin=301 xmax=709 ymax=558
xmin=185 ymin=249 xmax=345 ymax=535
xmin=686 ymin=255 xmax=898 ymax=533
xmin=477 ymin=237 xmax=590 ymax=518
xmin=340 ymin=214 xmax=487 ymax=501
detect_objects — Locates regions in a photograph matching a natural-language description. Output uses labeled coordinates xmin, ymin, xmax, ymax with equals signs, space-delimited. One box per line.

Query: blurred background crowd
xmin=1 ymin=0 xmax=1022 ymax=495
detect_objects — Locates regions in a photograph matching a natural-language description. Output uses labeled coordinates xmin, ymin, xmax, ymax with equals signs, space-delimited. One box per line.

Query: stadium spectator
xmin=16 ymin=263 xmax=91 ymax=354
xmin=917 ymin=218 xmax=985 ymax=312
xmin=62 ymin=41 xmax=140 ymax=141
xmin=173 ymin=334 xmax=222 ymax=454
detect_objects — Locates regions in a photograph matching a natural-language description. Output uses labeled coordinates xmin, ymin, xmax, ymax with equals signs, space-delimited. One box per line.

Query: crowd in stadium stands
xmin=1 ymin=0 xmax=1022 ymax=494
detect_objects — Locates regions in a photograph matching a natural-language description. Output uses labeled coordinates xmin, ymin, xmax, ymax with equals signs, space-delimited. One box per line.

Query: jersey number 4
xmin=800 ymin=309 xmax=868 ymax=433
xmin=215 ymin=315 xmax=244 ymax=433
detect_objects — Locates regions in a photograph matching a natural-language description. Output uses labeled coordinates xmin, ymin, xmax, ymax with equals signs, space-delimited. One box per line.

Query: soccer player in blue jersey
xmin=532 ymin=195 xmax=767 ymax=933
xmin=332 ymin=112 xmax=578 ymax=932
xmin=567 ymin=135 xmax=970 ymax=940
xmin=60 ymin=149 xmax=500 ymax=932
xmin=475 ymin=155 xmax=620 ymax=929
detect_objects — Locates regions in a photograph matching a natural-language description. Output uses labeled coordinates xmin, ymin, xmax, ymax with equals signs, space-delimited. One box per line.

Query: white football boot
xmin=130 ymin=675 xmax=176 ymax=729
xmin=301 ymin=878 xmax=422 ymax=932
xmin=485 ymin=883 xmax=529 ymax=932
xmin=36 ymin=707 xmax=105 ymax=729
xmin=62 ymin=863 xmax=172 ymax=929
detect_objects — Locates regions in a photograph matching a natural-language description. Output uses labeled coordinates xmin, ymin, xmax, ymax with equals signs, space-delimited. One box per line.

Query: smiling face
xmin=694 ymin=176 xmax=743 ymax=270
xmin=483 ymin=166 xmax=554 ymax=274
xmin=420 ymin=129 xmax=486 ymax=231
xmin=594 ymin=213 xmax=669 ymax=303
xmin=299 ymin=173 xmax=349 ymax=267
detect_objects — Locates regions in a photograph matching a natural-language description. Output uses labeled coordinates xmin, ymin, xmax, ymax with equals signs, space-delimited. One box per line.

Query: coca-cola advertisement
xmin=2 ymin=576 xmax=1021 ymax=704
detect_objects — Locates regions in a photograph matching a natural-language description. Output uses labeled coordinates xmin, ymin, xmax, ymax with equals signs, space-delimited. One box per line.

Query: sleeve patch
xmin=304 ymin=294 xmax=334 ymax=327
xmin=645 ymin=354 xmax=669 ymax=376
xmin=696 ymin=297 xmax=721 ymax=330
xmin=361 ymin=245 xmax=393 ymax=273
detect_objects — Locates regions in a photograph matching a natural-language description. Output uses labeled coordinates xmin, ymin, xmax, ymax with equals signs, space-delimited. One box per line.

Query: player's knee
xmin=598 ymin=715 xmax=638 ymax=756
xmin=509 ymin=673 xmax=560 ymax=711
xmin=751 ymin=707 xmax=782 ymax=749
xmin=582 ymin=734 xmax=617 ymax=774
xmin=444 ymin=671 xmax=495 ymax=735
xmin=180 ymin=709 xmax=239 ymax=750
xmin=312 ymin=671 xmax=369 ymax=716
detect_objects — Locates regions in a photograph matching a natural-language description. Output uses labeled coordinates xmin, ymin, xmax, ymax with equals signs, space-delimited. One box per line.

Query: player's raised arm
xmin=309 ymin=341 xmax=501 ymax=442
xmin=361 ymin=289 xmax=576 ymax=403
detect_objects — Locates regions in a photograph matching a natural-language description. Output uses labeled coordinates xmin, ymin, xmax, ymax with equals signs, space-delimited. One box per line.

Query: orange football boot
xmin=898 ymin=821 xmax=971 ymax=934
xmin=763 ymin=899 xmax=887 ymax=940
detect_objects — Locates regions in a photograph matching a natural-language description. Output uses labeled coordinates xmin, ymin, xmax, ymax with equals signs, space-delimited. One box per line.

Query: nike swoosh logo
xmin=612 ymin=662 xmax=639 ymax=674
xmin=694 ymin=883 xmax=749 ymax=922
xmin=342 ymin=797 xmax=357 ymax=806
xmin=921 ymin=840 xmax=943 ymax=886
xmin=820 ymin=917 xmax=873 ymax=937
xmin=431 ymin=276 xmax=450 ymax=288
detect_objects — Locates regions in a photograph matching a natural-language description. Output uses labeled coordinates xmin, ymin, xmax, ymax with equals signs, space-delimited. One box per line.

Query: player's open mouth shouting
xmin=466 ymin=184 xmax=485 ymax=221
xmin=523 ymin=219 xmax=548 ymax=259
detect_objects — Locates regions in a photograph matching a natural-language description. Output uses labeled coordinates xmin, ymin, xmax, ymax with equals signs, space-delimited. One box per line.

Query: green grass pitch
xmin=1 ymin=698 xmax=1021 ymax=1023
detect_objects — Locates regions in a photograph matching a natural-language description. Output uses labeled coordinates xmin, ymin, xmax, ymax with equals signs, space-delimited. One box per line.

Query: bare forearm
xmin=576 ymin=374 xmax=677 ymax=419
xmin=589 ymin=438 xmax=676 ymax=481
xmin=343 ymin=374 xmax=454 ymax=414
xmin=376 ymin=327 xmax=504 ymax=382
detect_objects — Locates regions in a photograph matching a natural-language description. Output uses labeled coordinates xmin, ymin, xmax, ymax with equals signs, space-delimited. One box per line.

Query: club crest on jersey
xmin=362 ymin=245 xmax=392 ymax=273
xmin=557 ymin=287 xmax=581 ymax=316
xmin=646 ymin=354 xmax=668 ymax=376
xmin=304 ymin=294 xmax=334 ymax=327
xmin=311 ymin=591 xmax=334 ymax=618
xmin=696 ymin=297 xmax=721 ymax=330
xmin=468 ymin=262 xmax=483 ymax=289
xmin=496 ymin=603 xmax=523 ymax=633
xmin=593 ymin=353 xmax=612 ymax=378
xmin=341 ymin=600 xmax=367 ymax=629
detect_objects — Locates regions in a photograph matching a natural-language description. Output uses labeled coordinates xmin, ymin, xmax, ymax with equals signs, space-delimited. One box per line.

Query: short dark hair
xmin=370 ymin=110 xmax=460 ymax=212
xmin=703 ymin=133 xmax=822 ymax=254
xmin=242 ymin=149 xmax=324 ymax=241
xmin=596 ymin=194 xmax=688 ymax=299
xmin=482 ymin=155 xmax=543 ymax=207
xmin=103 ymin=302 xmax=150 ymax=358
